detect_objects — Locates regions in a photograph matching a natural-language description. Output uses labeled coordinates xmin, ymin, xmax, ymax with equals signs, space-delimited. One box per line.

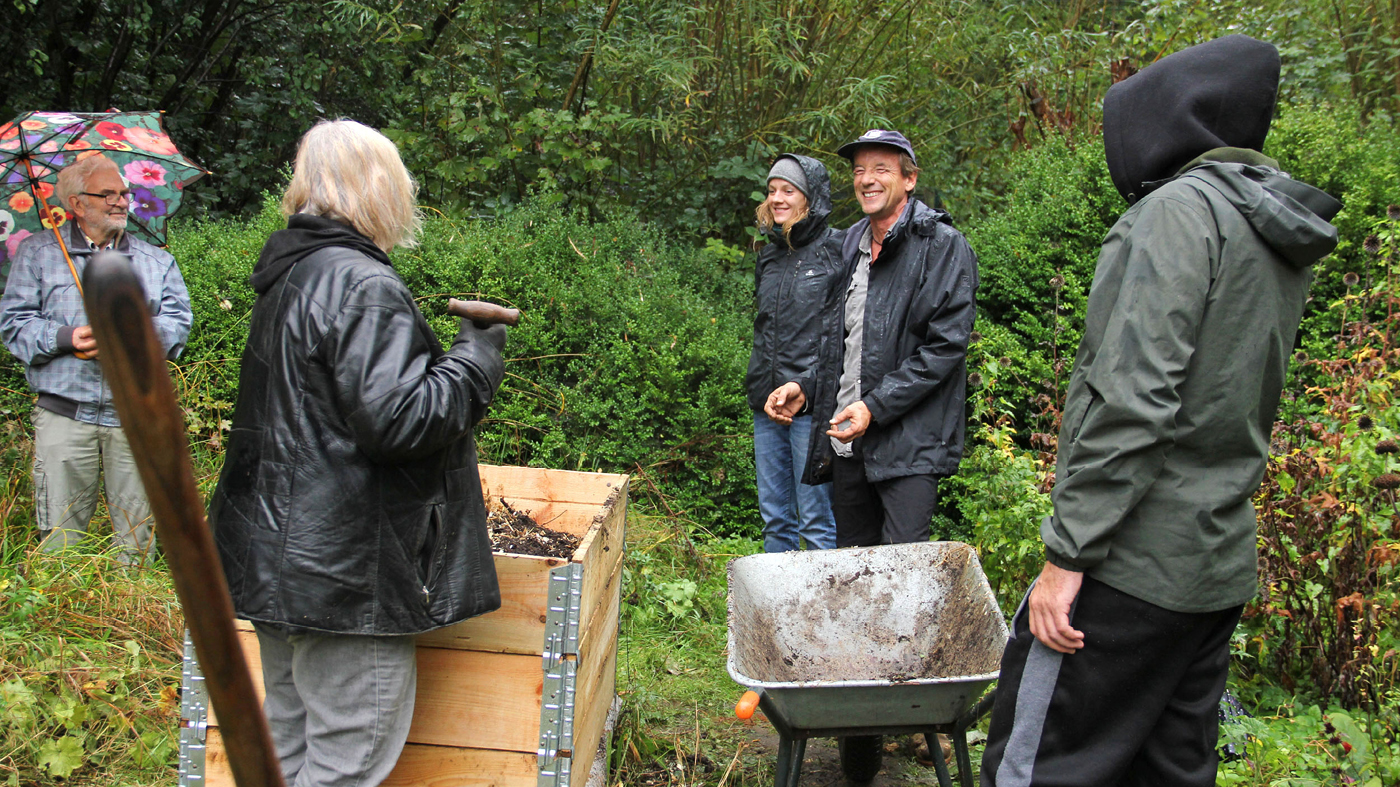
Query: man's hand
xmin=764 ymin=382 xmax=805 ymax=425
xmin=72 ymin=325 xmax=99 ymax=359
xmin=826 ymin=401 xmax=871 ymax=442
xmin=1028 ymin=561 xmax=1085 ymax=654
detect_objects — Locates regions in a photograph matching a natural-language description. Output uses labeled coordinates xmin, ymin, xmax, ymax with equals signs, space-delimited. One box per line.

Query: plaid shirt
xmin=0 ymin=223 xmax=191 ymax=427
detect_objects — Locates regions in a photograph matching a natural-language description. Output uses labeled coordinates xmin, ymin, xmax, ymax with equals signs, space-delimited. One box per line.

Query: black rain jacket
xmin=210 ymin=215 xmax=504 ymax=635
xmin=797 ymin=198 xmax=978 ymax=484
xmin=744 ymin=155 xmax=846 ymax=411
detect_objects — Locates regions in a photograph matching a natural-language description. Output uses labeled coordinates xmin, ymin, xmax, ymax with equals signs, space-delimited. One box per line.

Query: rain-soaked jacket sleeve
xmin=1041 ymin=195 xmax=1215 ymax=571
xmin=861 ymin=231 xmax=977 ymax=425
xmin=326 ymin=273 xmax=505 ymax=464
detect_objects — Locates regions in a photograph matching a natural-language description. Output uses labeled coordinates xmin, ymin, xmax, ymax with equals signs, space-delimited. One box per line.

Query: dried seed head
xmin=1377 ymin=439 xmax=1399 ymax=455
xmin=1364 ymin=234 xmax=1382 ymax=255
xmin=1359 ymin=414 xmax=1374 ymax=430
xmin=1389 ymin=204 xmax=1400 ymax=221
xmin=969 ymin=331 xmax=982 ymax=343
xmin=999 ymin=357 xmax=1011 ymax=367
xmin=968 ymin=372 xmax=983 ymax=388
xmin=1343 ymin=271 xmax=1361 ymax=287
xmin=1374 ymin=474 xmax=1400 ymax=490
xmin=1293 ymin=350 xmax=1309 ymax=364
xmin=1049 ymin=274 xmax=1065 ymax=292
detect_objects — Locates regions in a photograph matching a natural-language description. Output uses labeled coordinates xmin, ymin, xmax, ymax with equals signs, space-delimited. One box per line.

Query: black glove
xmin=453 ymin=319 xmax=507 ymax=353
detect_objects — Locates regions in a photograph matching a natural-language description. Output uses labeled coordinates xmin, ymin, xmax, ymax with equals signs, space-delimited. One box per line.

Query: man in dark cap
xmin=981 ymin=35 xmax=1342 ymax=785
xmin=766 ymin=129 xmax=978 ymax=548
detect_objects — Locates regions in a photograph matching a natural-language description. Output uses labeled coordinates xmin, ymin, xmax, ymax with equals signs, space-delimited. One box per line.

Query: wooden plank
xmin=480 ymin=464 xmax=628 ymax=506
xmin=574 ymin=581 xmax=620 ymax=732
xmin=408 ymin=648 xmax=541 ymax=752
xmin=575 ymin=484 xmax=627 ymax=646
xmin=417 ymin=552 xmax=559 ymax=654
xmin=204 ymin=730 xmax=539 ymax=787
xmin=569 ymin=643 xmax=618 ymax=787
xmin=576 ymin=549 xmax=623 ymax=678
xmin=212 ymin=633 xmax=544 ymax=754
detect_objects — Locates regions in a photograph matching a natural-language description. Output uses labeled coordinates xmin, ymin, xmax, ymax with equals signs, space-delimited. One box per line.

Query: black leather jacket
xmin=744 ymin=154 xmax=845 ymax=411
xmin=210 ymin=229 xmax=504 ymax=635
xmin=798 ymin=198 xmax=978 ymax=484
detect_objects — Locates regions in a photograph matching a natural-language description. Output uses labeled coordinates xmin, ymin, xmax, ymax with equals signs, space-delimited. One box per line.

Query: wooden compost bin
xmin=184 ymin=465 xmax=628 ymax=787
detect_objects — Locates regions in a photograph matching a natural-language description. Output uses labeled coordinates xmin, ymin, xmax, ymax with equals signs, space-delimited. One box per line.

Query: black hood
xmin=764 ymin=154 xmax=832 ymax=249
xmin=1103 ymin=35 xmax=1280 ymax=204
xmin=250 ymin=213 xmax=390 ymax=294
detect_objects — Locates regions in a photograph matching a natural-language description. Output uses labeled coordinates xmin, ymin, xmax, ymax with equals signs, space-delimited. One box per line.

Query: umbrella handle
xmin=82 ymin=251 xmax=286 ymax=787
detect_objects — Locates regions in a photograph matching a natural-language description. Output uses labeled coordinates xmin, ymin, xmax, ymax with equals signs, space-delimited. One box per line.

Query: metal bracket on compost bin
xmin=542 ymin=562 xmax=583 ymax=667
xmin=178 ymin=629 xmax=208 ymax=786
xmin=537 ymin=658 xmax=577 ymax=787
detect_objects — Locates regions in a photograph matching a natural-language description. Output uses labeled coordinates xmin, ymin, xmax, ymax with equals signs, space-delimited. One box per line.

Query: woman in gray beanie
xmin=744 ymin=155 xmax=844 ymax=551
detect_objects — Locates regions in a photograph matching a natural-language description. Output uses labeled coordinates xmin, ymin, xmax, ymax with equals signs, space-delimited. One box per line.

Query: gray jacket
xmin=0 ymin=223 xmax=191 ymax=426
xmin=1043 ymin=150 xmax=1341 ymax=612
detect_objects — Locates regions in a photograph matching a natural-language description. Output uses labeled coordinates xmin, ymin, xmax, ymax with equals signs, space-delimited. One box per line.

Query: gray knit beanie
xmin=767 ymin=156 xmax=809 ymax=199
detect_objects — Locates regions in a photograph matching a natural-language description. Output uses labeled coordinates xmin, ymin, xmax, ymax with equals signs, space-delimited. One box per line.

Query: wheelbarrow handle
xmin=83 ymin=251 xmax=286 ymax=787
xmin=735 ymin=690 xmax=761 ymax=720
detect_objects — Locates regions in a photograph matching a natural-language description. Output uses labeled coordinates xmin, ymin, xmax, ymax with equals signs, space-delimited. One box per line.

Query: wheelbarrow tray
xmin=727 ymin=542 xmax=1008 ymax=732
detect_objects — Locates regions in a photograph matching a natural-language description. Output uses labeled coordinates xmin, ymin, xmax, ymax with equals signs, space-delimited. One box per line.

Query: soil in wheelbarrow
xmin=736 ymin=545 xmax=1004 ymax=683
xmin=487 ymin=499 xmax=580 ymax=558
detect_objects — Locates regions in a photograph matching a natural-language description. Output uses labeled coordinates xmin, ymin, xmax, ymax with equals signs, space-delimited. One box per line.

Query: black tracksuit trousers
xmin=980 ymin=576 xmax=1242 ymax=787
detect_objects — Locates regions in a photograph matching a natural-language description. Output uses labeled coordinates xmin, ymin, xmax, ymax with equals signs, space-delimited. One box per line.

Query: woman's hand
xmin=764 ymin=382 xmax=805 ymax=424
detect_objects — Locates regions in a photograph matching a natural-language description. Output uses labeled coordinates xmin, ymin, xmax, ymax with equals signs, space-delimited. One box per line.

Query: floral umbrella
xmin=0 ymin=110 xmax=208 ymax=290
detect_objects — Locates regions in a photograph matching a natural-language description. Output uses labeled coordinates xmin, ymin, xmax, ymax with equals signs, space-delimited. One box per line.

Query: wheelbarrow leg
xmin=926 ymin=730 xmax=953 ymax=787
xmin=952 ymin=732 xmax=974 ymax=787
xmin=787 ymin=737 xmax=807 ymax=787
xmin=774 ymin=735 xmax=793 ymax=787
xmin=773 ymin=734 xmax=807 ymax=787
xmin=950 ymin=688 xmax=997 ymax=787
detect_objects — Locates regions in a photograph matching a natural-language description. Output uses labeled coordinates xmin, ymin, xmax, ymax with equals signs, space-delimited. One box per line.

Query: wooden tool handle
xmin=446 ymin=298 xmax=521 ymax=327
xmin=82 ymin=251 xmax=286 ymax=787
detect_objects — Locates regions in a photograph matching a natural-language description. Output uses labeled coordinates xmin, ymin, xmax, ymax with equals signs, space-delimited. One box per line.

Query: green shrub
xmin=0 ymin=195 xmax=764 ymax=538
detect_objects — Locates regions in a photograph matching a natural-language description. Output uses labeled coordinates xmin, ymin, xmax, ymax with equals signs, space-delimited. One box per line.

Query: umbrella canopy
xmin=0 ymin=110 xmax=208 ymax=286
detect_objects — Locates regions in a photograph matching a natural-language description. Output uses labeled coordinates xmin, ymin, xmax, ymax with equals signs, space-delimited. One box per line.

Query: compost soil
xmin=732 ymin=544 xmax=1003 ymax=683
xmin=487 ymin=499 xmax=579 ymax=558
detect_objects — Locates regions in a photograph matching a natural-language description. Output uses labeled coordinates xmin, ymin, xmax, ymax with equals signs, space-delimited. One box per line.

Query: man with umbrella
xmin=0 ymin=152 xmax=191 ymax=564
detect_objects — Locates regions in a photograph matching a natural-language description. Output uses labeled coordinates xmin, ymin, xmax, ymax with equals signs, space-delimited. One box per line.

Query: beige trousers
xmin=32 ymin=408 xmax=156 ymax=565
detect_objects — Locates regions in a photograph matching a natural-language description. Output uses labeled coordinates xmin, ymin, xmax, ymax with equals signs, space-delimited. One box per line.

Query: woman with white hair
xmin=209 ymin=119 xmax=506 ymax=786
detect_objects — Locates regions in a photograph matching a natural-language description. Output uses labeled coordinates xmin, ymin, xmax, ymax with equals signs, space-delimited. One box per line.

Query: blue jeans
xmin=753 ymin=412 xmax=836 ymax=552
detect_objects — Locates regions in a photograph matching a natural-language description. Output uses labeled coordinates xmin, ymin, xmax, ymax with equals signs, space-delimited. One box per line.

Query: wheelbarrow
xmin=727 ymin=542 xmax=1008 ymax=787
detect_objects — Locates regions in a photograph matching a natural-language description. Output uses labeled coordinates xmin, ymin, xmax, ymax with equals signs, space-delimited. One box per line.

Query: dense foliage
xmin=6 ymin=0 xmax=1398 ymax=234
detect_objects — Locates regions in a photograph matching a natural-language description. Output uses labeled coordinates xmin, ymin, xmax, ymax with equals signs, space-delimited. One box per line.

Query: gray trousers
xmin=253 ymin=623 xmax=418 ymax=787
xmin=32 ymin=407 xmax=155 ymax=564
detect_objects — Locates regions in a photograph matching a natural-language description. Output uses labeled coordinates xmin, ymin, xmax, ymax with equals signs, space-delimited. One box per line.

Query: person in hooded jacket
xmin=980 ymin=36 xmax=1342 ymax=786
xmin=208 ymin=120 xmax=505 ymax=787
xmin=745 ymin=155 xmax=842 ymax=552
xmin=766 ymin=130 xmax=978 ymax=548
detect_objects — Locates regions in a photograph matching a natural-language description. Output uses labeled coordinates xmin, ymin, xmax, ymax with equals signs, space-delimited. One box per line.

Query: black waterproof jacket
xmin=797 ymin=198 xmax=978 ymax=484
xmin=744 ymin=155 xmax=845 ymax=411
xmin=210 ymin=215 xmax=505 ymax=635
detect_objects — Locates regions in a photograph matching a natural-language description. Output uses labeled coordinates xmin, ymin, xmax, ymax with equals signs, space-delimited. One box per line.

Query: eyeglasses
xmin=79 ymin=190 xmax=133 ymax=206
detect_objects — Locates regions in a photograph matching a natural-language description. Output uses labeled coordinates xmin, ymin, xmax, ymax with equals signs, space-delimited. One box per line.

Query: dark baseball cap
xmin=837 ymin=129 xmax=917 ymax=166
